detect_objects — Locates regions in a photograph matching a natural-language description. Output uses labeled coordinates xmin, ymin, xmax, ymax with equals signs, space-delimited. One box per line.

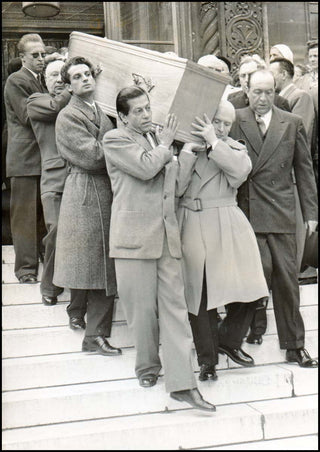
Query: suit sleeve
xmin=27 ymin=90 xmax=71 ymax=122
xmin=208 ymin=139 xmax=252 ymax=188
xmin=293 ymin=118 xmax=318 ymax=221
xmin=290 ymin=93 xmax=315 ymax=145
xmin=55 ymin=109 xmax=107 ymax=171
xmin=103 ymin=132 xmax=173 ymax=181
xmin=4 ymin=76 xmax=34 ymax=126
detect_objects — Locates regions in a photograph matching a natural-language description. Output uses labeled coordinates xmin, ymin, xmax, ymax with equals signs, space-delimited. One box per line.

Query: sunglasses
xmin=30 ymin=52 xmax=46 ymax=59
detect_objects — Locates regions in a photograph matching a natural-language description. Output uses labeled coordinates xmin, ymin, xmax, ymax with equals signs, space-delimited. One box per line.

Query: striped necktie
xmin=256 ymin=114 xmax=267 ymax=137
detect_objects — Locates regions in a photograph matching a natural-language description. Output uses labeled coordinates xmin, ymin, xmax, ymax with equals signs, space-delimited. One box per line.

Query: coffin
xmin=68 ymin=32 xmax=230 ymax=143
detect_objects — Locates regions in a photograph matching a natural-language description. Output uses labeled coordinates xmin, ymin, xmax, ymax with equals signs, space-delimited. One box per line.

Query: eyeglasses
xmin=30 ymin=52 xmax=46 ymax=59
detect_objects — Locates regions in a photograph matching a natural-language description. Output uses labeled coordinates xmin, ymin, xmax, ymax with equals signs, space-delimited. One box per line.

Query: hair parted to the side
xmin=239 ymin=54 xmax=267 ymax=69
xmin=17 ymin=34 xmax=44 ymax=53
xmin=270 ymin=57 xmax=295 ymax=79
xmin=116 ymin=86 xmax=149 ymax=116
xmin=60 ymin=56 xmax=95 ymax=84
xmin=307 ymin=39 xmax=318 ymax=51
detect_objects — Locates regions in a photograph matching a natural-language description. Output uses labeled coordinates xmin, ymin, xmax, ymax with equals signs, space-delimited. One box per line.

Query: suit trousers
xmin=40 ymin=192 xmax=64 ymax=297
xmin=69 ymin=289 xmax=115 ymax=338
xmin=115 ymin=235 xmax=197 ymax=393
xmin=253 ymin=233 xmax=305 ymax=349
xmin=188 ymin=272 xmax=219 ymax=367
xmin=10 ymin=176 xmax=46 ymax=279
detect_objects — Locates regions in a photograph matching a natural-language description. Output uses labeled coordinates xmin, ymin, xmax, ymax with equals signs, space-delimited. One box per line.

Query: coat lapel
xmin=252 ymin=107 xmax=287 ymax=175
xmin=238 ymin=108 xmax=264 ymax=161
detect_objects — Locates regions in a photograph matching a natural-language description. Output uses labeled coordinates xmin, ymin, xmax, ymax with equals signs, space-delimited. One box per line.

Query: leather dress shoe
xmin=19 ymin=274 xmax=37 ymax=284
xmin=69 ymin=317 xmax=86 ymax=330
xmin=218 ymin=344 xmax=255 ymax=367
xmin=82 ymin=336 xmax=122 ymax=356
xmin=199 ymin=364 xmax=218 ymax=381
xmin=286 ymin=348 xmax=318 ymax=368
xmin=42 ymin=295 xmax=57 ymax=306
xmin=139 ymin=374 xmax=158 ymax=388
xmin=246 ymin=333 xmax=263 ymax=345
xmin=170 ymin=388 xmax=216 ymax=412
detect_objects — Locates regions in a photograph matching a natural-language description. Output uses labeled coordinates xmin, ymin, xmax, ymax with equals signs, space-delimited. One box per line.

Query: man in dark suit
xmin=228 ymin=54 xmax=290 ymax=112
xmin=230 ymin=69 xmax=318 ymax=368
xmin=4 ymin=34 xmax=47 ymax=283
xmin=27 ymin=56 xmax=70 ymax=306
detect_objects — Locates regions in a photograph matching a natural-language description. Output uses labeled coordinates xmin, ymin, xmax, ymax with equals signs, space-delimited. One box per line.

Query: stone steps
xmin=2 ymin=245 xmax=318 ymax=449
xmin=2 ymin=395 xmax=318 ymax=450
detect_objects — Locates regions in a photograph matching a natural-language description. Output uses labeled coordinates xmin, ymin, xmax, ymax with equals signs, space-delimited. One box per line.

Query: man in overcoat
xmin=103 ymin=85 xmax=216 ymax=411
xmin=53 ymin=56 xmax=121 ymax=356
xmin=4 ymin=33 xmax=47 ymax=283
xmin=230 ymin=69 xmax=318 ymax=367
xmin=27 ymin=56 xmax=70 ymax=306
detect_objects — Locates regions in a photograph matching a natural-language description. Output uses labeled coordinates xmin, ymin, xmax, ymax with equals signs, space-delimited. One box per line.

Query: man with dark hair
xmin=270 ymin=57 xmax=314 ymax=145
xmin=27 ymin=57 xmax=71 ymax=306
xmin=4 ymin=33 xmax=47 ymax=284
xmin=230 ymin=69 xmax=318 ymax=368
xmin=54 ymin=56 xmax=121 ymax=355
xmin=228 ymin=55 xmax=290 ymax=112
xmin=103 ymin=85 xmax=216 ymax=411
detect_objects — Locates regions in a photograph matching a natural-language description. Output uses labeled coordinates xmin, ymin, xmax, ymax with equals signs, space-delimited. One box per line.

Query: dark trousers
xmin=189 ymin=275 xmax=219 ymax=366
xmin=10 ymin=176 xmax=46 ymax=279
xmin=188 ymin=272 xmax=257 ymax=366
xmin=251 ymin=233 xmax=305 ymax=349
xmin=68 ymin=289 xmax=115 ymax=338
xmin=40 ymin=192 xmax=64 ymax=297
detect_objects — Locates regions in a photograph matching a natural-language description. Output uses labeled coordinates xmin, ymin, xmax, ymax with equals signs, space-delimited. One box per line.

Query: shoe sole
xmin=199 ymin=374 xmax=218 ymax=382
xmin=218 ymin=347 xmax=255 ymax=367
xmin=286 ymin=359 xmax=318 ymax=368
xmin=170 ymin=394 xmax=216 ymax=412
xmin=246 ymin=339 xmax=263 ymax=345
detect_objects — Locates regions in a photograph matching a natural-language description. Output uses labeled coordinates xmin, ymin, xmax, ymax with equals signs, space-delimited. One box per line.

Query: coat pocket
xmin=114 ymin=210 xmax=145 ymax=249
xmin=43 ymin=157 xmax=66 ymax=171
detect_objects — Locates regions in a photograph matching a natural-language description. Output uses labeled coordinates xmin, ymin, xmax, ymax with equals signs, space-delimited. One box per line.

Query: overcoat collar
xmin=194 ymin=149 xmax=220 ymax=191
xmin=69 ymin=95 xmax=102 ymax=127
xmin=20 ymin=66 xmax=45 ymax=92
xmin=122 ymin=126 xmax=155 ymax=152
xmin=239 ymin=106 xmax=287 ymax=175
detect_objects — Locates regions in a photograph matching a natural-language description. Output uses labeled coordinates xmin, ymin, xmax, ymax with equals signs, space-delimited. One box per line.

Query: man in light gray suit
xmin=103 ymin=86 xmax=216 ymax=411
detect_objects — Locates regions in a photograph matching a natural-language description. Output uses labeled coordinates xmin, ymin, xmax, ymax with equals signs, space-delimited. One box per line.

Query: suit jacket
xmin=230 ymin=106 xmax=318 ymax=233
xmin=27 ymin=89 xmax=71 ymax=195
xmin=228 ymin=90 xmax=291 ymax=112
xmin=53 ymin=95 xmax=116 ymax=292
xmin=280 ymin=84 xmax=315 ymax=147
xmin=4 ymin=66 xmax=47 ymax=177
xmin=103 ymin=127 xmax=196 ymax=260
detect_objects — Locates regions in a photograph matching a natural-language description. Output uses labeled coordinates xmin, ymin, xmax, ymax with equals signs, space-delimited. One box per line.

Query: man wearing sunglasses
xmin=4 ymin=33 xmax=47 ymax=284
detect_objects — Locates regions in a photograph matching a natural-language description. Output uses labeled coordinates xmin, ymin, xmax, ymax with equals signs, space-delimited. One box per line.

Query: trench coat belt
xmin=67 ymin=166 xmax=107 ymax=175
xmin=180 ymin=197 xmax=237 ymax=211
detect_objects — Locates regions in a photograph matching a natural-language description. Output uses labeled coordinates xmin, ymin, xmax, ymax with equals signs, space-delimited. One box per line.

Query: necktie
xmin=256 ymin=115 xmax=267 ymax=137
xmin=144 ymin=132 xmax=156 ymax=149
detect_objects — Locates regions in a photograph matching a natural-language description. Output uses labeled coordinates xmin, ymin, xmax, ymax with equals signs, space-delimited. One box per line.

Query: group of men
xmin=4 ymin=33 xmax=318 ymax=412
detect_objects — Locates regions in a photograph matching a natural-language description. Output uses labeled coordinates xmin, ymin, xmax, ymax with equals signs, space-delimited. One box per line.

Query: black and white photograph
xmin=2 ymin=1 xmax=318 ymax=449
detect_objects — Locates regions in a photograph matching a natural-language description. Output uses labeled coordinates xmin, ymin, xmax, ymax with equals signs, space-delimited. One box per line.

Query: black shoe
xmin=246 ymin=333 xmax=263 ymax=345
xmin=170 ymin=388 xmax=216 ymax=412
xmin=82 ymin=336 xmax=122 ymax=356
xmin=139 ymin=374 xmax=158 ymax=388
xmin=199 ymin=364 xmax=218 ymax=381
xmin=69 ymin=317 xmax=86 ymax=330
xmin=19 ymin=274 xmax=37 ymax=284
xmin=42 ymin=295 xmax=57 ymax=306
xmin=218 ymin=344 xmax=254 ymax=367
xmin=286 ymin=348 xmax=318 ymax=368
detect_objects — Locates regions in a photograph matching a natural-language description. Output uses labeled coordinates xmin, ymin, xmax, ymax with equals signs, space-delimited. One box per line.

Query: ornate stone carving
xmin=224 ymin=2 xmax=264 ymax=70
xmin=199 ymin=2 xmax=219 ymax=57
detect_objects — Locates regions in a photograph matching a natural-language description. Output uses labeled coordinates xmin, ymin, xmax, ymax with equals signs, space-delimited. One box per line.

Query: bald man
xmin=177 ymin=100 xmax=269 ymax=378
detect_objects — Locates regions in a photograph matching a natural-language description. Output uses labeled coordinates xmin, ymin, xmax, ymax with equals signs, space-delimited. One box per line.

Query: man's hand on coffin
xmin=191 ymin=114 xmax=217 ymax=145
xmin=156 ymin=113 xmax=179 ymax=147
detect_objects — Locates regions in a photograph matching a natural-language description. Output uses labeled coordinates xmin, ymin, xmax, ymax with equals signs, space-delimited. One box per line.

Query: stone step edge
xmin=2 ymin=395 xmax=317 ymax=450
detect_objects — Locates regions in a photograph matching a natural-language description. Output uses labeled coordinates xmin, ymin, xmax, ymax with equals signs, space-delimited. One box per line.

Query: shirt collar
xmin=23 ymin=66 xmax=39 ymax=79
xmin=255 ymin=108 xmax=273 ymax=129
